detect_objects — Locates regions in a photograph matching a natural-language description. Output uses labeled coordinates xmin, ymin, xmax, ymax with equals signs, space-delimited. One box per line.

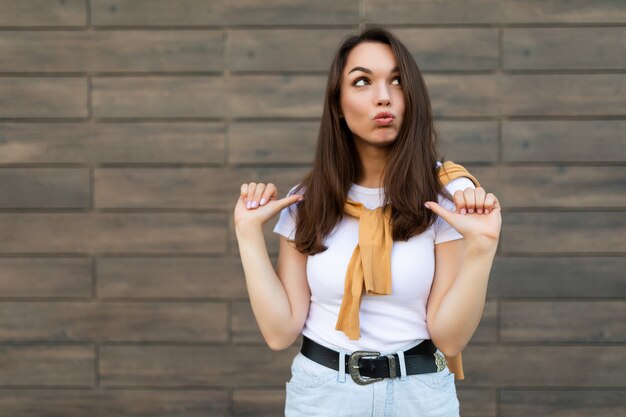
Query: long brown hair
xmin=288 ymin=22 xmax=453 ymax=255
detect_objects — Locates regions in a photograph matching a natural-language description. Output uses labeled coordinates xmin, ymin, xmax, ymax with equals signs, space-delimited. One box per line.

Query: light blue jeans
xmin=284 ymin=341 xmax=460 ymax=417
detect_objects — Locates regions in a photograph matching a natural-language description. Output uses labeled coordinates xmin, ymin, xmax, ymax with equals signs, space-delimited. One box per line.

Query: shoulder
xmin=286 ymin=182 xmax=306 ymax=197
xmin=442 ymin=176 xmax=476 ymax=194
xmin=435 ymin=160 xmax=477 ymax=194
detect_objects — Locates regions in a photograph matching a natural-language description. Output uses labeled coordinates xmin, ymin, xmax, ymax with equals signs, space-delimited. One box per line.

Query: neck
xmin=354 ymin=141 xmax=390 ymax=188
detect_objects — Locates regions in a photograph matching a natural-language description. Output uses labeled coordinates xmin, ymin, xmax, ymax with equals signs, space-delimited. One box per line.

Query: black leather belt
xmin=300 ymin=335 xmax=448 ymax=385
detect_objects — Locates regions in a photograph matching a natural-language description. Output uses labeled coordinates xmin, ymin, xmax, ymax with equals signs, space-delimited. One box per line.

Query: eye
xmin=352 ymin=76 xmax=402 ymax=87
xmin=392 ymin=76 xmax=401 ymax=85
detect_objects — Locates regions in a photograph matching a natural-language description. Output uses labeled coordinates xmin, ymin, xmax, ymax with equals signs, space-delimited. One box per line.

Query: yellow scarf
xmin=335 ymin=161 xmax=481 ymax=380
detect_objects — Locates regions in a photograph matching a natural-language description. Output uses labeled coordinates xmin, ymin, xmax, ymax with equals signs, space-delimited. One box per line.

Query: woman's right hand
xmin=234 ymin=182 xmax=304 ymax=232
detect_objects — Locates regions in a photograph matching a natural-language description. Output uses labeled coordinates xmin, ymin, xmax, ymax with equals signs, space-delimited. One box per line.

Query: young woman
xmin=234 ymin=23 xmax=501 ymax=417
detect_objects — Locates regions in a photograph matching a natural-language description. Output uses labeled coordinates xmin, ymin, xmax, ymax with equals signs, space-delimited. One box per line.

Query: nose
xmin=376 ymin=84 xmax=391 ymax=106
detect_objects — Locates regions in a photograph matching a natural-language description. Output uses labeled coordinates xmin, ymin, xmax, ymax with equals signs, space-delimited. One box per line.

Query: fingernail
xmin=485 ymin=209 xmax=490 ymax=214
xmin=251 ymin=201 xmax=258 ymax=208
xmin=460 ymin=208 xmax=466 ymax=215
xmin=477 ymin=209 xmax=482 ymax=214
xmin=468 ymin=208 xmax=474 ymax=214
xmin=246 ymin=201 xmax=251 ymax=209
xmin=260 ymin=198 xmax=266 ymax=206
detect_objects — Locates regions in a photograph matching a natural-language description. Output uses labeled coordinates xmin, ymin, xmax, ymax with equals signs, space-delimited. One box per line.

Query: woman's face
xmin=340 ymin=42 xmax=405 ymax=148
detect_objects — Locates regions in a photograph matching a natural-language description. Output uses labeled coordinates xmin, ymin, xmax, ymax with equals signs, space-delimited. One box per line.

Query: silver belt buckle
xmin=434 ymin=351 xmax=447 ymax=372
xmin=348 ymin=350 xmax=384 ymax=385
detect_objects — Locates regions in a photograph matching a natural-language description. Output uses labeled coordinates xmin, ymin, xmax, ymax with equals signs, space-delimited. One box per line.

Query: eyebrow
xmin=348 ymin=65 xmax=399 ymax=75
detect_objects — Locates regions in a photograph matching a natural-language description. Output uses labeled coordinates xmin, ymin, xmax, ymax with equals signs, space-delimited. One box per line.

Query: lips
xmin=374 ymin=112 xmax=395 ymax=126
xmin=374 ymin=112 xmax=395 ymax=120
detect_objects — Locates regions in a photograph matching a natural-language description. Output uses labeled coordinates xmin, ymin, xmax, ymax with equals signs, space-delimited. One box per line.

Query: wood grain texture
xmin=366 ymin=0 xmax=626 ymax=24
xmin=489 ymin=257 xmax=626 ymax=298
xmin=97 ymin=257 xmax=248 ymax=299
xmin=500 ymin=390 xmax=626 ymax=417
xmin=0 ymin=1 xmax=623 ymax=415
xmin=0 ymin=78 xmax=86 ymax=118
xmin=92 ymin=75 xmax=326 ymax=118
xmin=503 ymin=120 xmax=626 ymax=162
xmin=0 ymin=168 xmax=90 ymax=208
xmin=0 ymin=122 xmax=225 ymax=164
xmin=91 ymin=0 xmax=359 ymax=26
xmin=462 ymin=345 xmax=625 ymax=386
xmin=100 ymin=344 xmax=300 ymax=387
xmin=0 ymin=0 xmax=85 ymax=26
xmin=0 ymin=301 xmax=228 ymax=342
xmin=467 ymin=166 xmax=626 ymax=208
xmin=501 ymin=212 xmax=626 ymax=253
xmin=0 ymin=213 xmax=226 ymax=253
xmin=0 ymin=31 xmax=224 ymax=72
xmin=0 ymin=258 xmax=92 ymax=298
xmin=95 ymin=166 xmax=309 ymax=209
xmin=0 ymin=389 xmax=229 ymax=417
xmin=501 ymin=301 xmax=626 ymax=342
xmin=504 ymin=27 xmax=626 ymax=70
xmin=0 ymin=345 xmax=94 ymax=386
xmin=426 ymin=74 xmax=626 ymax=117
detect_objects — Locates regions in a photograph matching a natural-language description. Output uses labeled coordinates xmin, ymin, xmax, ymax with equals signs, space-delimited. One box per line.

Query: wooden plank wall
xmin=0 ymin=1 xmax=625 ymax=416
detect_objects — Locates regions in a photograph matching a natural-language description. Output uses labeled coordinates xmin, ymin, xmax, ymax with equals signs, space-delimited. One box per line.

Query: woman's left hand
xmin=424 ymin=187 xmax=502 ymax=246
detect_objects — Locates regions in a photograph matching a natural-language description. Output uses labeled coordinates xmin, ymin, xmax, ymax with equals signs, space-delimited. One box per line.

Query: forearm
xmin=432 ymin=240 xmax=498 ymax=356
xmin=235 ymin=224 xmax=297 ymax=349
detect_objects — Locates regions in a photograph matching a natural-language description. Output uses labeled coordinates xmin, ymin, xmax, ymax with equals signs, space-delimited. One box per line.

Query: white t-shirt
xmin=272 ymin=164 xmax=475 ymax=353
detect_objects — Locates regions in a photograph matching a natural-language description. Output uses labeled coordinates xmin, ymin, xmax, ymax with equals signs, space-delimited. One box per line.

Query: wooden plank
xmin=501 ymin=301 xmax=626 ymax=342
xmin=233 ymin=389 xmax=285 ymax=417
xmin=366 ymin=0 xmax=626 ymax=24
xmin=468 ymin=166 xmax=626 ymax=208
xmin=94 ymin=167 xmax=308 ymax=209
xmin=100 ymin=344 xmax=300 ymax=387
xmin=91 ymin=0 xmax=359 ymax=26
xmin=426 ymin=74 xmax=626 ymax=117
xmin=503 ymin=120 xmax=626 ymax=162
xmin=490 ymin=257 xmax=626 ymax=298
xmin=462 ymin=345 xmax=625 ymax=386
xmin=97 ymin=257 xmax=248 ymax=299
xmin=457 ymin=390 xmax=496 ymax=417
xmin=437 ymin=121 xmax=499 ymax=163
xmin=0 ymin=213 xmax=226 ymax=253
xmin=0 ymin=30 xmax=223 ymax=72
xmin=500 ymin=389 xmax=626 ymax=417
xmin=0 ymin=302 xmax=228 ymax=342
xmin=92 ymin=76 xmax=326 ymax=118
xmin=0 ymin=345 xmax=93 ymax=386
xmin=230 ymin=28 xmax=498 ymax=72
xmin=501 ymin=212 xmax=626 ymax=253
xmin=0 ymin=168 xmax=89 ymax=208
xmin=0 ymin=78 xmax=86 ymax=118
xmin=0 ymin=0 xmax=85 ymax=26
xmin=0 ymin=258 xmax=91 ymax=298
xmin=395 ymin=28 xmax=498 ymax=71
xmin=0 ymin=122 xmax=225 ymax=164
xmin=504 ymin=27 xmax=626 ymax=70
xmin=232 ymin=301 xmax=263 ymax=344
xmin=229 ymin=121 xmax=318 ymax=164
xmin=0 ymin=389 xmax=229 ymax=417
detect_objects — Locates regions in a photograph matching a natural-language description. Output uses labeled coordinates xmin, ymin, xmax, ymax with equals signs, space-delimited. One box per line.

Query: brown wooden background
xmin=0 ymin=1 xmax=625 ymax=416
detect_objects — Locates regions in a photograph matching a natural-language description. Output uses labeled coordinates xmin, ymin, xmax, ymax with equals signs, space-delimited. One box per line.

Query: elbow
xmin=439 ymin=345 xmax=462 ymax=358
xmin=429 ymin=328 xmax=464 ymax=358
xmin=435 ymin=339 xmax=466 ymax=358
xmin=267 ymin=338 xmax=290 ymax=351
xmin=265 ymin=332 xmax=298 ymax=352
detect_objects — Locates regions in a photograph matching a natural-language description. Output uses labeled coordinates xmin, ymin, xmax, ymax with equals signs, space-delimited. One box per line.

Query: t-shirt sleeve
xmin=434 ymin=176 xmax=476 ymax=244
xmin=272 ymin=184 xmax=300 ymax=240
